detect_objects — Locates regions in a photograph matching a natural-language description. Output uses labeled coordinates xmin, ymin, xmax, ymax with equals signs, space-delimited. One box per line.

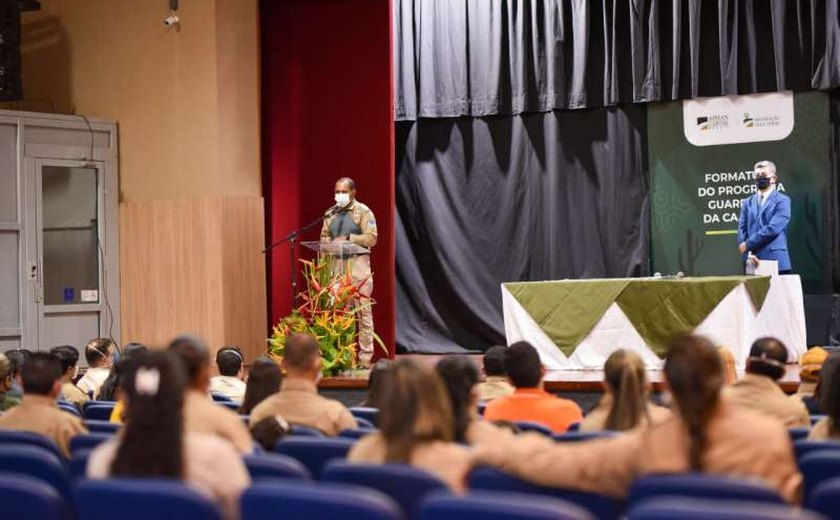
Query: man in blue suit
xmin=737 ymin=160 xmax=792 ymax=274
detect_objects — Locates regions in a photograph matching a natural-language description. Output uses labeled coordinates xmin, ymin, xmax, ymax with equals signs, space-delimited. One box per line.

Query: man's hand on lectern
xmin=738 ymin=242 xmax=747 ymax=254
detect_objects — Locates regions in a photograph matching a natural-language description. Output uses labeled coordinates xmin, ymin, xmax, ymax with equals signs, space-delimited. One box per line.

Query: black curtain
xmin=396 ymin=107 xmax=648 ymax=353
xmin=396 ymin=0 xmax=840 ymax=120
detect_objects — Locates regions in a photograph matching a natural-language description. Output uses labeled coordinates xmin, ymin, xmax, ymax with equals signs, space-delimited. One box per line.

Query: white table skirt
xmin=502 ymin=275 xmax=807 ymax=370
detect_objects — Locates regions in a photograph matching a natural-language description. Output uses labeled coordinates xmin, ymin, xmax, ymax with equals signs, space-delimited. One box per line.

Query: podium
xmin=301 ymin=241 xmax=370 ymax=258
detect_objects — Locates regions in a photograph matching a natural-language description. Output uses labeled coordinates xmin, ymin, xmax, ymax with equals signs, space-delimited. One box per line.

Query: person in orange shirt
xmin=483 ymin=342 xmax=583 ymax=433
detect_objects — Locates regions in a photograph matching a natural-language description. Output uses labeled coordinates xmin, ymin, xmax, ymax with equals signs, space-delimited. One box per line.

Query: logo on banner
xmin=683 ymin=92 xmax=793 ymax=146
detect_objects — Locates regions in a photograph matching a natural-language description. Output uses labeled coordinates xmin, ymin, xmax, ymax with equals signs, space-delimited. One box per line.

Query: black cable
xmin=79 ymin=114 xmax=94 ymax=161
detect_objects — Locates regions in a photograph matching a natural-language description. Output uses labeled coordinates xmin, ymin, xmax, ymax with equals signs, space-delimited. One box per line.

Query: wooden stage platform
xmin=319 ymin=354 xmax=804 ymax=394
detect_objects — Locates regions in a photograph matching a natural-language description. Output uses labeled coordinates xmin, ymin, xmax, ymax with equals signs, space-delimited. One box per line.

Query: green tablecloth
xmin=503 ymin=276 xmax=771 ymax=357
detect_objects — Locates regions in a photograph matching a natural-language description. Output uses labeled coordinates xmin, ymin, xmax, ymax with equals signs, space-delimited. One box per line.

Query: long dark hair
xmin=663 ymin=335 xmax=724 ymax=471
xmin=362 ymin=359 xmax=394 ymax=408
xmin=435 ymin=356 xmax=479 ymax=443
xmin=818 ymin=354 xmax=840 ymax=435
xmin=239 ymin=357 xmax=282 ymax=415
xmin=97 ymin=359 xmax=129 ymax=401
xmin=110 ymin=351 xmax=186 ymax=478
xmin=603 ymin=349 xmax=651 ymax=431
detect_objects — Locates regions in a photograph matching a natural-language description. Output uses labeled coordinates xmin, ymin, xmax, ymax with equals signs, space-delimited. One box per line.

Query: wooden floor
xmin=319 ymin=354 xmax=804 ymax=393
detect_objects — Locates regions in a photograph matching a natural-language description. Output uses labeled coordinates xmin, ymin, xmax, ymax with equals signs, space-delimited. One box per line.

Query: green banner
xmin=649 ymin=91 xmax=830 ymax=292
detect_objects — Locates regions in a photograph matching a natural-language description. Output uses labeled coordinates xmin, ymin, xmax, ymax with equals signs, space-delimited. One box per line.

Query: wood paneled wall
xmin=120 ymin=197 xmax=266 ymax=363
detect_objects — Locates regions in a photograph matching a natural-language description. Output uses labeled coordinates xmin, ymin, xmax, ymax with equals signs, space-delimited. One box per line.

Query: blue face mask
xmin=112 ymin=350 xmax=119 ymax=364
xmin=756 ymin=177 xmax=771 ymax=190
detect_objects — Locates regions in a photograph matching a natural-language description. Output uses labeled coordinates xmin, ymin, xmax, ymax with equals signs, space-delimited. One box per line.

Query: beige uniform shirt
xmin=77 ymin=367 xmax=110 ymax=398
xmin=475 ymin=400 xmax=801 ymax=503
xmin=578 ymin=394 xmax=672 ymax=432
xmin=348 ymin=433 xmax=473 ymax=493
xmin=61 ymin=382 xmax=89 ymax=409
xmin=0 ymin=394 xmax=88 ymax=457
xmin=183 ymin=390 xmax=253 ymax=454
xmin=249 ymin=378 xmax=358 ymax=436
xmin=477 ymin=376 xmax=515 ymax=402
xmin=723 ymin=373 xmax=810 ymax=428
xmin=320 ymin=200 xmax=378 ymax=249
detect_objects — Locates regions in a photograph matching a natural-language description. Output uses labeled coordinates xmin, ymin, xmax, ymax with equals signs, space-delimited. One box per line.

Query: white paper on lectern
xmin=754 ymin=260 xmax=779 ymax=276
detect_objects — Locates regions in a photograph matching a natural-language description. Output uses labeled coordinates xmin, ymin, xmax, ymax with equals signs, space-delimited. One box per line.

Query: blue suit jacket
xmin=737 ymin=190 xmax=792 ymax=271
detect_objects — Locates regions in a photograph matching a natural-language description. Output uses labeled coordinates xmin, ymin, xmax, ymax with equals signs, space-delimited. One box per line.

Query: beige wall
xmin=16 ymin=0 xmax=266 ymax=360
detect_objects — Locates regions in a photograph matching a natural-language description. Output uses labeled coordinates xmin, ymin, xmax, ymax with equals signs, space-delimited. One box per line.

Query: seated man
xmin=4 ymin=349 xmax=29 ymax=400
xmin=168 ymin=335 xmax=253 ymax=453
xmin=0 ymin=353 xmax=87 ymax=456
xmin=250 ymin=333 xmax=358 ymax=435
xmin=50 ymin=345 xmax=89 ymax=409
xmin=723 ymin=337 xmax=810 ymax=428
xmin=484 ymin=341 xmax=583 ymax=433
xmin=209 ymin=346 xmax=246 ymax=403
xmin=76 ymin=338 xmax=115 ymax=397
xmin=477 ymin=345 xmax=515 ymax=402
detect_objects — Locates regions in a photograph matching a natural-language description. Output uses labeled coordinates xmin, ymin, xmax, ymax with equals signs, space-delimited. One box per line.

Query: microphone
xmin=326 ymin=201 xmax=351 ymax=216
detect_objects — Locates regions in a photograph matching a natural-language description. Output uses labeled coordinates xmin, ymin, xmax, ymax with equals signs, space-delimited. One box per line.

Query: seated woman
xmin=435 ymin=356 xmax=511 ymax=446
xmin=238 ymin=357 xmax=282 ymax=416
xmin=579 ymin=349 xmax=670 ymax=432
xmin=87 ymin=351 xmax=250 ymax=520
xmin=476 ymin=335 xmax=801 ymax=503
xmin=808 ymin=353 xmax=840 ymax=441
xmin=359 ymin=358 xmax=394 ymax=408
xmin=347 ymin=359 xmax=473 ymax=493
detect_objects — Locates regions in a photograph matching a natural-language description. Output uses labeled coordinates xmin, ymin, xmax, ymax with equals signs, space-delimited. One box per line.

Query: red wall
xmin=261 ymin=0 xmax=395 ymax=357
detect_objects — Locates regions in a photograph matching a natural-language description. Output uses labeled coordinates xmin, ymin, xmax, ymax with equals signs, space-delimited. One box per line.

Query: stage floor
xmin=319 ymin=354 xmax=804 ymax=394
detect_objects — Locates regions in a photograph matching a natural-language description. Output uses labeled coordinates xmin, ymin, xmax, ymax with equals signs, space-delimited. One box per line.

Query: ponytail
xmin=604 ymin=350 xmax=649 ymax=431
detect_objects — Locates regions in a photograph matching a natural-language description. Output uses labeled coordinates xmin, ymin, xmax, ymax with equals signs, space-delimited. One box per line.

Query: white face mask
xmin=334 ymin=193 xmax=351 ymax=206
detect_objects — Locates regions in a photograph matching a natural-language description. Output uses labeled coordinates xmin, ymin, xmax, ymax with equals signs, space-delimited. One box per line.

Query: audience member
xmin=250 ymin=334 xmax=357 ymax=435
xmin=0 ymin=353 xmax=87 ymax=456
xmin=477 ymin=346 xmax=515 ymax=402
xmin=348 ymin=359 xmax=473 ymax=492
xmin=49 ymin=345 xmax=88 ymax=409
xmin=238 ymin=357 xmax=282 ymax=416
xmin=249 ymin=415 xmax=291 ymax=451
xmin=717 ymin=346 xmax=738 ymax=385
xmin=436 ymin=356 xmax=510 ymax=446
xmin=0 ymin=352 xmax=18 ymax=411
xmin=475 ymin=334 xmax=801 ymax=503
xmin=77 ymin=338 xmax=116 ymax=396
xmin=723 ymin=337 xmax=809 ymax=427
xmin=168 ymin=335 xmax=253 ymax=453
xmin=101 ymin=343 xmax=147 ymax=423
xmin=797 ymin=348 xmax=831 ymax=415
xmin=87 ymin=351 xmax=249 ymax=520
xmin=5 ymin=349 xmax=30 ymax=399
xmin=210 ymin=346 xmax=246 ymax=403
xmin=809 ymin=353 xmax=840 ymax=440
xmin=579 ymin=349 xmax=670 ymax=432
xmin=483 ymin=341 xmax=583 ymax=433
xmin=359 ymin=358 xmax=393 ymax=408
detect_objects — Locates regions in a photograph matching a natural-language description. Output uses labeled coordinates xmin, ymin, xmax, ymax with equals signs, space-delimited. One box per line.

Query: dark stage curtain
xmin=396 ymin=0 xmax=840 ymax=120
xmin=396 ymin=107 xmax=649 ymax=353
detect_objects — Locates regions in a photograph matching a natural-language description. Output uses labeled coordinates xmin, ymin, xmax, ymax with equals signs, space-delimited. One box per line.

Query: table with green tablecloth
xmin=501 ymin=275 xmax=807 ymax=370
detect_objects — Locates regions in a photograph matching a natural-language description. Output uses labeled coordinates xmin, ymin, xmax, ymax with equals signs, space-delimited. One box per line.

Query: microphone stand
xmin=263 ymin=205 xmax=342 ymax=311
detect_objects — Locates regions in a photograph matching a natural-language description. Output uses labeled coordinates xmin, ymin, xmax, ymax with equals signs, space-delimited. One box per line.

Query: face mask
xmin=335 ymin=193 xmax=350 ymax=206
xmin=755 ymin=177 xmax=771 ymax=190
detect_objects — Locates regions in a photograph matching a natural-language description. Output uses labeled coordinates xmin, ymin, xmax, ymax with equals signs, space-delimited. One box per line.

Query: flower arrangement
xmin=268 ymin=257 xmax=385 ymax=376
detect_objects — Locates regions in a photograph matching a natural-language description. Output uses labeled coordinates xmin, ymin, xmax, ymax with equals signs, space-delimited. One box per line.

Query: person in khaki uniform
xmin=50 ymin=345 xmax=89 ymax=410
xmin=477 ymin=346 xmax=514 ymax=402
xmin=250 ymin=334 xmax=357 ymax=435
xmin=475 ymin=335 xmax=802 ymax=504
xmin=0 ymin=353 xmax=87 ymax=457
xmin=168 ymin=335 xmax=253 ymax=454
xmin=723 ymin=337 xmax=810 ymax=428
xmin=320 ymin=177 xmax=377 ymax=366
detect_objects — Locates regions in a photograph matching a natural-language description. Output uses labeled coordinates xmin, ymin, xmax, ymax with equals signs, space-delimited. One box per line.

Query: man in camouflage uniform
xmin=320 ymin=177 xmax=377 ymax=366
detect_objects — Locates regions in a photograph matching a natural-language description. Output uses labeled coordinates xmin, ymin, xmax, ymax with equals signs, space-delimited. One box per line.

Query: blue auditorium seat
xmin=210 ymin=392 xmax=234 ymax=403
xmin=800 ymin=450 xmax=840 ymax=502
xmin=628 ymin=473 xmax=785 ymax=506
xmin=627 ymin=497 xmax=822 ymax=520
xmin=75 ymin=478 xmax=223 ymax=520
xmin=241 ymin=480 xmax=402 ymax=520
xmin=323 ymin=461 xmax=449 ymax=519
xmin=289 ymin=424 xmax=325 ymax=437
xmin=70 ymin=433 xmax=113 ymax=455
xmin=515 ymin=421 xmax=554 ymax=436
xmin=811 ymin=415 xmax=827 ymax=426
xmin=69 ymin=449 xmax=92 ymax=479
xmin=0 ymin=471 xmax=73 ymax=520
xmin=418 ymin=490 xmax=594 ymax=520
xmin=477 ymin=402 xmax=487 ymax=416
xmin=468 ymin=466 xmax=625 ymax=520
xmin=58 ymin=401 xmax=81 ymax=417
xmin=354 ymin=416 xmax=376 ymax=429
xmin=567 ymin=421 xmax=581 ymax=432
xmin=806 ymin=475 xmax=840 ymax=519
xmin=349 ymin=406 xmax=379 ymax=426
xmin=274 ymin=437 xmax=355 ymax=477
xmin=84 ymin=419 xmax=120 ymax=434
xmin=553 ymin=431 xmax=617 ymax=443
xmin=218 ymin=401 xmax=239 ymax=412
xmin=83 ymin=403 xmax=115 ymax=421
xmin=244 ymin=453 xmax=312 ymax=480
xmin=0 ymin=429 xmax=64 ymax=461
xmin=794 ymin=440 xmax=840 ymax=462
xmin=339 ymin=427 xmax=377 ymax=439
xmin=788 ymin=427 xmax=810 ymax=442
xmin=0 ymin=445 xmax=72 ymax=502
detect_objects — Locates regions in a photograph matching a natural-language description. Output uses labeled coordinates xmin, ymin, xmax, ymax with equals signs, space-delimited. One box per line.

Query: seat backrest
xmin=241 ymin=480 xmax=403 ymax=520
xmin=567 ymin=421 xmax=581 ymax=432
xmin=469 ymin=466 xmax=625 ymax=520
xmin=69 ymin=433 xmax=113 ymax=455
xmin=810 ymin=415 xmax=827 ymax=426
xmin=514 ymin=421 xmax=553 ymax=436
xmin=210 ymin=392 xmax=234 ymax=403
xmin=218 ymin=401 xmax=239 ymax=412
xmin=553 ymin=431 xmax=617 ymax=443
xmin=355 ymin=416 xmax=376 ymax=429
xmin=627 ymin=497 xmax=823 ymax=520
xmin=323 ymin=461 xmax=450 ymax=519
xmin=289 ymin=424 xmax=325 ymax=437
xmin=628 ymin=473 xmax=785 ymax=506
xmin=0 ymin=429 xmax=65 ymax=460
xmin=418 ymin=490 xmax=594 ymax=520
xmin=274 ymin=437 xmax=355 ymax=477
xmin=806 ymin=475 xmax=840 ymax=518
xmin=244 ymin=453 xmax=312 ymax=480
xmin=0 ymin=444 xmax=72 ymax=502
xmin=84 ymin=420 xmax=120 ymax=434
xmin=349 ymin=406 xmax=380 ymax=426
xmin=82 ymin=400 xmax=115 ymax=415
xmin=83 ymin=404 xmax=116 ymax=421
xmin=0 ymin=471 xmax=72 ymax=520
xmin=58 ymin=402 xmax=81 ymax=417
xmin=69 ymin=449 xmax=92 ymax=480
xmin=788 ymin=427 xmax=810 ymax=443
xmin=75 ymin=478 xmax=223 ymax=520
xmin=799 ymin=450 xmax=840 ymax=501
xmin=339 ymin=428 xmax=377 ymax=440
xmin=794 ymin=440 xmax=840 ymax=462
